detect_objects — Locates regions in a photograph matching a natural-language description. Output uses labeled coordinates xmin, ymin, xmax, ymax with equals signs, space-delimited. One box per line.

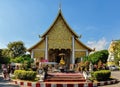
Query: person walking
xmin=38 ymin=67 xmax=44 ymax=81
xmin=7 ymin=64 xmax=11 ymax=80
xmin=2 ymin=65 xmax=7 ymax=80
xmin=43 ymin=65 xmax=49 ymax=79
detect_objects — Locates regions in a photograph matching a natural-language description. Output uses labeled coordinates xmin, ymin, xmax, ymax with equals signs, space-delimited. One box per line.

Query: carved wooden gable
xmin=47 ymin=14 xmax=73 ymax=49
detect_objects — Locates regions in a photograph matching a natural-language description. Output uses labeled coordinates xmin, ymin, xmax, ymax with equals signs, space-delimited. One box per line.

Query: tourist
xmin=43 ymin=65 xmax=49 ymax=79
xmin=38 ymin=67 xmax=43 ymax=74
xmin=7 ymin=64 xmax=11 ymax=80
xmin=38 ymin=67 xmax=44 ymax=81
xmin=2 ymin=65 xmax=7 ymax=80
xmin=15 ymin=65 xmax=19 ymax=70
xmin=11 ymin=66 xmax=15 ymax=74
xmin=51 ymin=65 xmax=55 ymax=72
xmin=93 ymin=64 xmax=98 ymax=71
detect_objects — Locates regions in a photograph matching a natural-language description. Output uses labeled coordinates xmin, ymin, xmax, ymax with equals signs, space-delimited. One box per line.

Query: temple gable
xmin=48 ymin=14 xmax=72 ymax=49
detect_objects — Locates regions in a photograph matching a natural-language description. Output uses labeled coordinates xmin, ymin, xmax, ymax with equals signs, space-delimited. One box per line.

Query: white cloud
xmin=0 ymin=42 xmax=7 ymax=49
xmin=87 ymin=37 xmax=108 ymax=51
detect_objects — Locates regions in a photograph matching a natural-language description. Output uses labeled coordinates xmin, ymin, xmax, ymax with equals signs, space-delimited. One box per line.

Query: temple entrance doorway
xmin=48 ymin=49 xmax=71 ymax=68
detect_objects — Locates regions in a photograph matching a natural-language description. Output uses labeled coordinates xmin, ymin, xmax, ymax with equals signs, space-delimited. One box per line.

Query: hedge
xmin=92 ymin=70 xmax=111 ymax=81
xmin=14 ymin=70 xmax=37 ymax=80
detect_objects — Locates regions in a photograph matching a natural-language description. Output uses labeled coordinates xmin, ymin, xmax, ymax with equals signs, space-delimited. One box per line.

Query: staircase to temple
xmin=44 ymin=72 xmax=86 ymax=82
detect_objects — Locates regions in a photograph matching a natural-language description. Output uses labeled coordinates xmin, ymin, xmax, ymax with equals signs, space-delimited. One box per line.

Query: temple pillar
xmin=45 ymin=36 xmax=48 ymax=60
xmin=72 ymin=35 xmax=75 ymax=64
xmin=31 ymin=50 xmax=34 ymax=58
xmin=86 ymin=50 xmax=88 ymax=56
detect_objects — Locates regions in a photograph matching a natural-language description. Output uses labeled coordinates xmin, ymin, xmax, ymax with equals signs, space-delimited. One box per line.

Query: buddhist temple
xmin=28 ymin=9 xmax=93 ymax=66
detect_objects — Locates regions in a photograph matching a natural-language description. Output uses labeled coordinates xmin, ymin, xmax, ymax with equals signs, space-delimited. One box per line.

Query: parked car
xmin=108 ymin=65 xmax=119 ymax=71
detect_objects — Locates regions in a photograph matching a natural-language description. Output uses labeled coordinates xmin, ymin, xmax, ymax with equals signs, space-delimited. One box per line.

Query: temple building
xmin=28 ymin=9 xmax=93 ymax=66
xmin=107 ymin=40 xmax=120 ymax=66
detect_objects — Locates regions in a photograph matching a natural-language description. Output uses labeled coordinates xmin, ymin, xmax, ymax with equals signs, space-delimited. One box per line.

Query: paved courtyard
xmin=0 ymin=73 xmax=19 ymax=87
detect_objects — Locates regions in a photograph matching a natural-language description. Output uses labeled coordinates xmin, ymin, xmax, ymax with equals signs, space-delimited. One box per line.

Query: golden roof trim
xmin=76 ymin=38 xmax=93 ymax=51
xmin=27 ymin=38 xmax=44 ymax=52
xmin=41 ymin=9 xmax=79 ymax=38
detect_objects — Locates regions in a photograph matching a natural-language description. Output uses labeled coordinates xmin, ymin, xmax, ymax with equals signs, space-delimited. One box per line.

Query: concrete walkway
xmin=0 ymin=72 xmax=19 ymax=87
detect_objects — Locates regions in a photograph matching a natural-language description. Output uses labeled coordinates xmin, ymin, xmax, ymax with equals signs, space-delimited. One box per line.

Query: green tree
xmin=85 ymin=50 xmax=109 ymax=64
xmin=100 ymin=50 xmax=109 ymax=63
xmin=10 ymin=54 xmax=33 ymax=69
xmin=7 ymin=41 xmax=26 ymax=58
xmin=2 ymin=49 xmax=10 ymax=58
xmin=0 ymin=49 xmax=10 ymax=64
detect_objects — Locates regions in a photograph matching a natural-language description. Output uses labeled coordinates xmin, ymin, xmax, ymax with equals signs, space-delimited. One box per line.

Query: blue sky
xmin=0 ymin=0 xmax=120 ymax=50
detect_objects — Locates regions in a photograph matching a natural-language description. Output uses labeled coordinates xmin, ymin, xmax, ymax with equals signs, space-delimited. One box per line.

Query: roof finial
xmin=59 ymin=0 xmax=62 ymax=10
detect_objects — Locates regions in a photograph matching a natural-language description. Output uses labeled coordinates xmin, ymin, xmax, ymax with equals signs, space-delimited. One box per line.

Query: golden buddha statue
xmin=59 ymin=57 xmax=65 ymax=65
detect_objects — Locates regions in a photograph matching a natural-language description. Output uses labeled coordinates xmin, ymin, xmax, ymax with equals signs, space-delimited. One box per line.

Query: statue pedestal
xmin=107 ymin=61 xmax=115 ymax=66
